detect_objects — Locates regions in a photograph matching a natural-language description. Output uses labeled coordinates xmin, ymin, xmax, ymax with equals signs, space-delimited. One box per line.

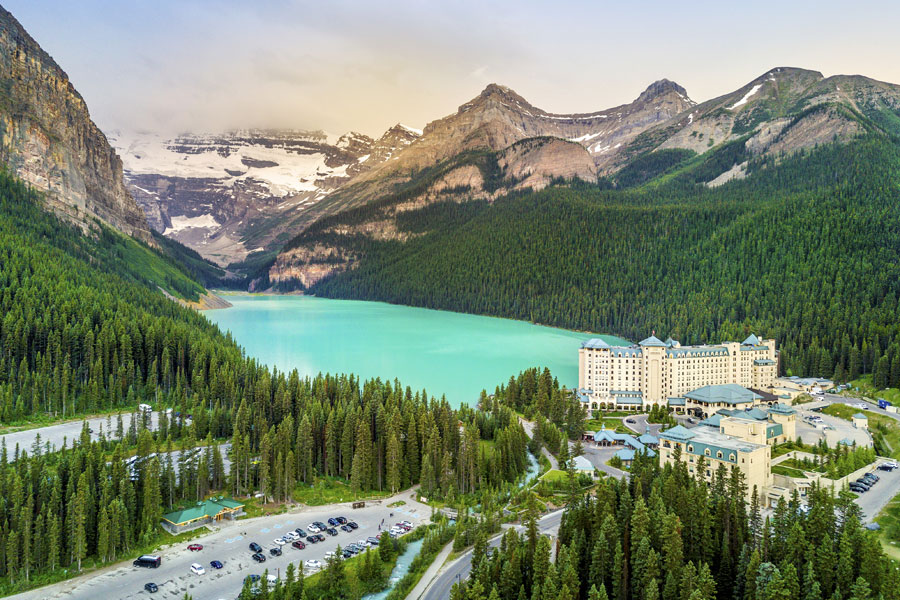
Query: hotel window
xmin=704 ymin=448 xmax=711 ymax=457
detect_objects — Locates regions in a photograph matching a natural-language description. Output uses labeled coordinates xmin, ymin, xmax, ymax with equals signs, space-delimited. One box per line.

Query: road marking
xmin=261 ymin=527 xmax=271 ymax=533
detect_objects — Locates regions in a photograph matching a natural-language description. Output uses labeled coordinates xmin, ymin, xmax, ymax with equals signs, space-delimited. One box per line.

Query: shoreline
xmin=206 ymin=290 xmax=632 ymax=344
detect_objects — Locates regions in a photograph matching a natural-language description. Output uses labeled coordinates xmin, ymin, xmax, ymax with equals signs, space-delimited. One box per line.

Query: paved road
xmin=623 ymin=414 xmax=663 ymax=437
xmin=1 ymin=411 xmax=164 ymax=455
xmin=419 ymin=509 xmax=565 ymax=600
xmin=9 ymin=490 xmax=430 ymax=600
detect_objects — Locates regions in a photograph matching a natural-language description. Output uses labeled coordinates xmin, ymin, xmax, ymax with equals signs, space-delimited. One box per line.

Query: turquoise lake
xmin=205 ymin=295 xmax=629 ymax=407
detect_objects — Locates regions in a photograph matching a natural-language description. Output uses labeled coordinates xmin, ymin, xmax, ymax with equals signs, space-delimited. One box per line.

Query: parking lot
xmin=8 ymin=492 xmax=430 ymax=600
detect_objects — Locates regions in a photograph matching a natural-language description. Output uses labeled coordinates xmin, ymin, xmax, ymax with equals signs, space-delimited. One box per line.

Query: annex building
xmin=161 ymin=497 xmax=245 ymax=534
xmin=658 ymin=403 xmax=797 ymax=504
xmin=578 ymin=334 xmax=777 ymax=411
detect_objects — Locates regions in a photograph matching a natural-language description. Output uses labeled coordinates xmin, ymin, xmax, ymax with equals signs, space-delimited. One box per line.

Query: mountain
xmin=616 ymin=67 xmax=900 ymax=183
xmin=0 ymin=6 xmax=152 ymax=242
xmin=269 ymin=67 xmax=900 ymax=290
xmin=111 ymin=124 xmax=421 ymax=267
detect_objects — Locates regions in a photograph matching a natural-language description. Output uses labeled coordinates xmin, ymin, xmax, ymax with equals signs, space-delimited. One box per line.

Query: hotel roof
xmin=639 ymin=335 xmax=667 ymax=347
xmin=660 ymin=424 xmax=767 ymax=454
xmin=685 ymin=384 xmax=762 ymax=405
xmin=853 ymin=413 xmax=868 ymax=419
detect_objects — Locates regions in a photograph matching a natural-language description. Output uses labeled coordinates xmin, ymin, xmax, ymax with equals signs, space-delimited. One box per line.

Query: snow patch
xmin=398 ymin=124 xmax=423 ymax=136
xmin=727 ymin=84 xmax=763 ymax=110
xmin=569 ymin=132 xmax=603 ymax=143
xmin=164 ymin=214 xmax=220 ymax=235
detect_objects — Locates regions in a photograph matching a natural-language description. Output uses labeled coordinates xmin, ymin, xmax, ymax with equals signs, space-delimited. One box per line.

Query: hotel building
xmin=578 ymin=334 xmax=777 ymax=411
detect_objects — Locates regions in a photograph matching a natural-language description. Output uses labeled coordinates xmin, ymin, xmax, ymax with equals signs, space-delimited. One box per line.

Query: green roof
xmin=639 ymin=335 xmax=667 ymax=347
xmin=685 ymin=384 xmax=762 ymax=405
xmin=163 ymin=498 xmax=244 ymax=526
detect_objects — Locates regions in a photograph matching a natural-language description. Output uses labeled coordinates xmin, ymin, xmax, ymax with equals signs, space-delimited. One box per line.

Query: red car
xmin=292 ymin=540 xmax=306 ymax=550
xmin=187 ymin=544 xmax=203 ymax=552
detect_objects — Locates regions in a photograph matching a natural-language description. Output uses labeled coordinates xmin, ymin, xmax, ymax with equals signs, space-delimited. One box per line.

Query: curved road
xmin=419 ymin=509 xmax=565 ymax=600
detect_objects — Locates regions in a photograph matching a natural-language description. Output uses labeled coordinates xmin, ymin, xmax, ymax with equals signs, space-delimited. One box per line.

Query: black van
xmin=133 ymin=555 xmax=161 ymax=568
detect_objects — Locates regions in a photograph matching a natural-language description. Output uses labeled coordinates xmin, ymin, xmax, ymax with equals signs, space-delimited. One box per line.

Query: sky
xmin=7 ymin=0 xmax=900 ymax=138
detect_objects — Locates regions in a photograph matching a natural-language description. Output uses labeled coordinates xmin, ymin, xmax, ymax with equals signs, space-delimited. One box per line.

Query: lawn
xmin=874 ymin=489 xmax=900 ymax=561
xmin=824 ymin=404 xmax=900 ymax=459
xmin=778 ymin=457 xmax=825 ymax=473
xmin=772 ymin=465 xmax=808 ymax=478
xmin=584 ymin=418 xmax=631 ymax=433
xmin=293 ymin=476 xmax=393 ymax=506
xmin=539 ymin=469 xmax=569 ymax=484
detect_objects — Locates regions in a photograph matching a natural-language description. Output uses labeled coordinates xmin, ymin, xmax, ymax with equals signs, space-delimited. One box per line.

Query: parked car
xmin=336 ymin=516 xmax=348 ymax=524
xmin=343 ymin=548 xmax=354 ymax=559
xmin=252 ymin=553 xmax=266 ymax=563
xmin=314 ymin=521 xmax=328 ymax=530
xmin=144 ymin=583 xmax=158 ymax=593
xmin=304 ymin=559 xmax=323 ymax=570
xmin=367 ymin=537 xmax=380 ymax=546
xmin=347 ymin=521 xmax=359 ymax=529
xmin=879 ymin=461 xmax=898 ymax=471
xmin=315 ymin=534 xmax=326 ymax=542
xmin=187 ymin=544 xmax=203 ymax=552
xmin=849 ymin=483 xmax=867 ymax=493
xmin=190 ymin=563 xmax=205 ymax=575
xmin=245 ymin=574 xmax=261 ymax=584
xmin=341 ymin=524 xmax=352 ymax=532
xmin=295 ymin=528 xmax=308 ymax=537
xmin=270 ymin=547 xmax=282 ymax=556
xmin=326 ymin=528 xmax=338 ymax=536
xmin=292 ymin=540 xmax=306 ymax=550
xmin=328 ymin=517 xmax=339 ymax=526
xmin=210 ymin=560 xmax=223 ymax=569
xmin=273 ymin=538 xmax=286 ymax=546
xmin=249 ymin=542 xmax=263 ymax=553
xmin=307 ymin=524 xmax=321 ymax=533
xmin=853 ymin=480 xmax=871 ymax=491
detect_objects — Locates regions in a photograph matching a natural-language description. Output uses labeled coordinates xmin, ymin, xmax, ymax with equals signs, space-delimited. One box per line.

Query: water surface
xmin=207 ymin=295 xmax=628 ymax=407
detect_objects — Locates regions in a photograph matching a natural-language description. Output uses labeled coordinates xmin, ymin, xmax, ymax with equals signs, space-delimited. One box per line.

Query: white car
xmin=190 ymin=563 xmax=205 ymax=575
xmin=307 ymin=524 xmax=320 ymax=533
xmin=273 ymin=538 xmax=286 ymax=546
xmin=267 ymin=574 xmax=278 ymax=584
xmin=304 ymin=559 xmax=323 ymax=570
xmin=284 ymin=531 xmax=298 ymax=541
xmin=324 ymin=551 xmax=335 ymax=560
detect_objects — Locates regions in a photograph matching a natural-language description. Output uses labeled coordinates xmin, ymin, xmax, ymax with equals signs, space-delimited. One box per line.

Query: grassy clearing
xmin=875 ymin=489 xmax=900 ymax=561
xmin=848 ymin=375 xmax=900 ymax=405
xmin=539 ymin=469 xmax=569 ymax=484
xmin=293 ymin=476 xmax=393 ymax=506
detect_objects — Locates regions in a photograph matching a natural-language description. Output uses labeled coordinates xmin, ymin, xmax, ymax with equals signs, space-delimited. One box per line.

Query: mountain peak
xmin=637 ymin=79 xmax=691 ymax=104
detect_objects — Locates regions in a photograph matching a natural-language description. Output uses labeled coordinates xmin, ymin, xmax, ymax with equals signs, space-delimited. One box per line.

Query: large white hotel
xmin=578 ymin=334 xmax=777 ymax=412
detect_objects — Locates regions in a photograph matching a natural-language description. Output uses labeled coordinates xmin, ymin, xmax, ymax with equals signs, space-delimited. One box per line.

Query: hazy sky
xmin=8 ymin=0 xmax=900 ymax=138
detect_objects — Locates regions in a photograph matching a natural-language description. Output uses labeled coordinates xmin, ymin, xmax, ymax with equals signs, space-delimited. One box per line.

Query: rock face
xmin=112 ymin=124 xmax=420 ymax=266
xmin=0 ymin=7 xmax=152 ymax=242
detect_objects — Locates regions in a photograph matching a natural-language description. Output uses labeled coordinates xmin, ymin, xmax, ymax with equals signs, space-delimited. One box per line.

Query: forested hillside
xmin=298 ymin=137 xmax=900 ymax=380
xmin=0 ymin=170 xmax=530 ymax=590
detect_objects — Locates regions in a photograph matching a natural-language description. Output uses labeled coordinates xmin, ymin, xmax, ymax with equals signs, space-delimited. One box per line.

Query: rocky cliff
xmin=0 ymin=7 xmax=152 ymax=242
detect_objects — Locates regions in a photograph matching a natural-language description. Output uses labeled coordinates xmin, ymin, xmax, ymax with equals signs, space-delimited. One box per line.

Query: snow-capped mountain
xmin=109 ymin=126 xmax=419 ymax=266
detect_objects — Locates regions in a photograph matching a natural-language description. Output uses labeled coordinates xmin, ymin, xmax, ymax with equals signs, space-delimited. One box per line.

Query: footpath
xmin=404 ymin=541 xmax=454 ymax=600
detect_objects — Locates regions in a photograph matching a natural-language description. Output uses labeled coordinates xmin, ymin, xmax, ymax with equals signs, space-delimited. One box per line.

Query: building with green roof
xmin=161 ymin=497 xmax=245 ymax=534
